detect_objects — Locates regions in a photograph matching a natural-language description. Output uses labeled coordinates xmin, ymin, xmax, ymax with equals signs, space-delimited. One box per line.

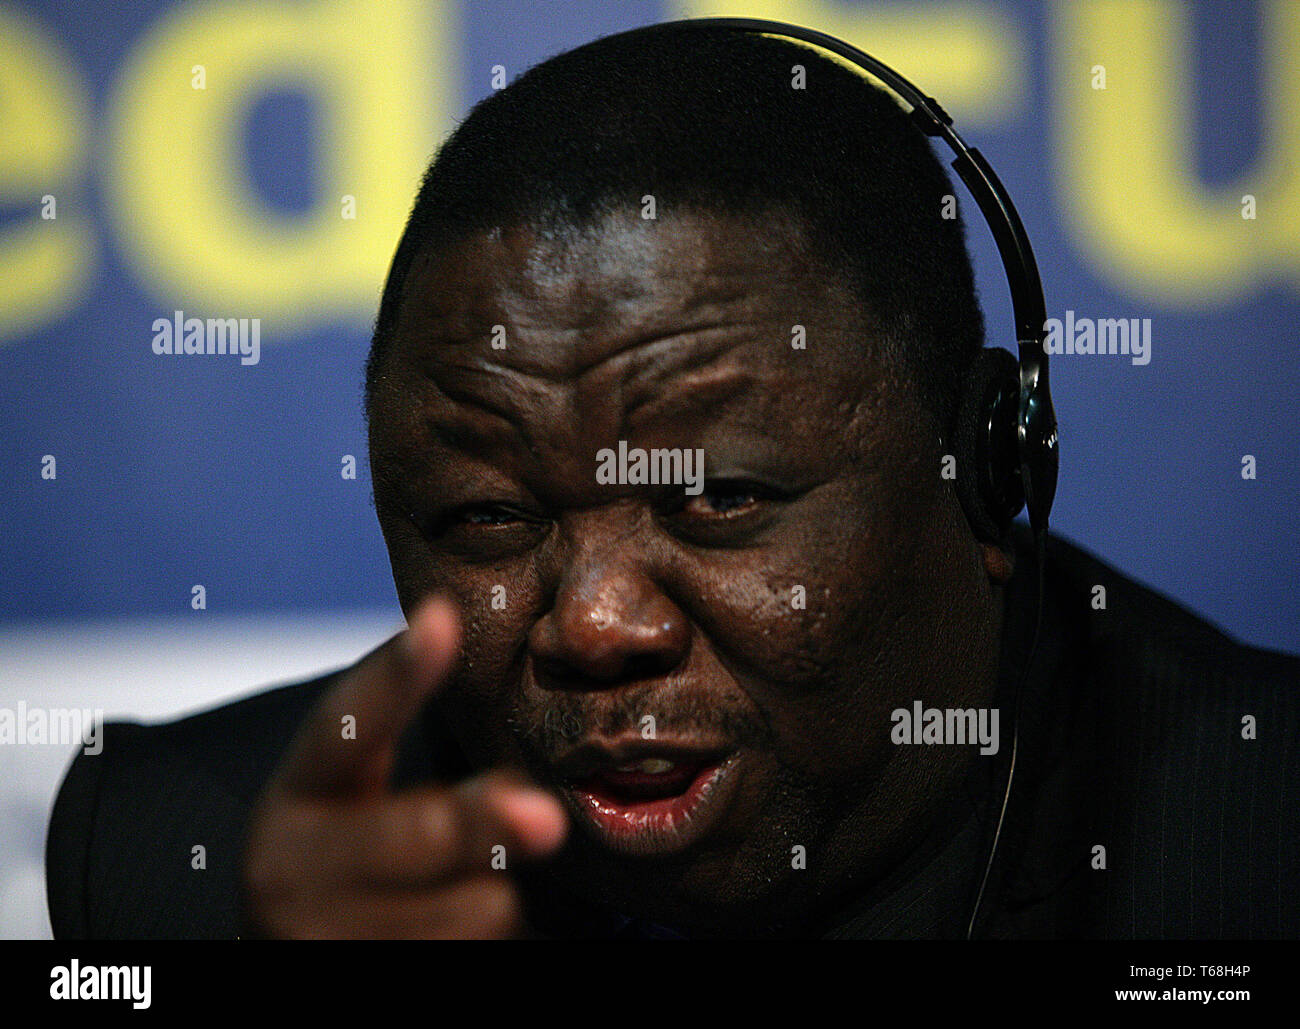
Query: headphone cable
xmin=965 ymin=526 xmax=1047 ymax=940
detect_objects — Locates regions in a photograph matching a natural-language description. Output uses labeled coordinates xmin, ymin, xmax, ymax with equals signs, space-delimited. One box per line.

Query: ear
xmin=981 ymin=539 xmax=1015 ymax=585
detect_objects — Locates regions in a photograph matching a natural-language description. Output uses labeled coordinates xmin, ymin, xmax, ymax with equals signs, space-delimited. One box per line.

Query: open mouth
xmin=561 ymin=750 xmax=743 ymax=857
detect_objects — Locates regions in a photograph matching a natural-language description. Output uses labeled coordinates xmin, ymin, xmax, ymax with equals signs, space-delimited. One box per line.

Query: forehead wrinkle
xmin=625 ymin=378 xmax=755 ymax=446
xmin=491 ymin=237 xmax=765 ymax=383
xmin=419 ymin=357 xmax=557 ymax=458
xmin=620 ymin=348 xmax=759 ymax=433
xmin=422 ymin=318 xmax=757 ymax=433
xmin=460 ymin=312 xmax=752 ymax=387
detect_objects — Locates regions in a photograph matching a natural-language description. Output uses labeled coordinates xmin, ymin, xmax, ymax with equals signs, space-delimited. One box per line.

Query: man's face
xmin=368 ymin=207 xmax=1006 ymax=933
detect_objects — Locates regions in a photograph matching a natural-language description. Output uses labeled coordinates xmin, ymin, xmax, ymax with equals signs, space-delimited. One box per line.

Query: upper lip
xmin=550 ymin=737 xmax=735 ymax=781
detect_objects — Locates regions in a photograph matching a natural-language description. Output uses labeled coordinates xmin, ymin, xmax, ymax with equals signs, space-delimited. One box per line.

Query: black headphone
xmin=605 ymin=17 xmax=1059 ymax=544
xmin=600 ymin=17 xmax=1061 ymax=939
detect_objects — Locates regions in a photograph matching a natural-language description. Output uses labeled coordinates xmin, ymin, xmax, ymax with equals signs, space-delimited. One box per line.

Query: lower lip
xmin=563 ymin=754 xmax=742 ymax=857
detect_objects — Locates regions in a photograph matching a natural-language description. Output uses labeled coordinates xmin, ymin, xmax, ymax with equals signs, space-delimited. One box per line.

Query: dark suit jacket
xmin=45 ymin=530 xmax=1300 ymax=938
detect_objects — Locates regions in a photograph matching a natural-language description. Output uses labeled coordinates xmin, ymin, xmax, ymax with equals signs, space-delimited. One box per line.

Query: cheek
xmin=679 ymin=480 xmax=897 ymax=695
xmin=675 ymin=534 xmax=902 ymax=788
xmin=684 ymin=556 xmax=859 ymax=690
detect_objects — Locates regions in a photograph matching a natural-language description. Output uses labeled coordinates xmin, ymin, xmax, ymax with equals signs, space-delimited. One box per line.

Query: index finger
xmin=274 ymin=596 xmax=461 ymax=796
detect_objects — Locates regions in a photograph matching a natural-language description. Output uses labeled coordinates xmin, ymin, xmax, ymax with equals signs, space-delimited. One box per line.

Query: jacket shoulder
xmin=1047 ymin=532 xmax=1299 ymax=688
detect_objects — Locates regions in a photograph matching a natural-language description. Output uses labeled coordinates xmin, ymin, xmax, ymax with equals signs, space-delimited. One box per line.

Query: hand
xmin=239 ymin=597 xmax=567 ymax=938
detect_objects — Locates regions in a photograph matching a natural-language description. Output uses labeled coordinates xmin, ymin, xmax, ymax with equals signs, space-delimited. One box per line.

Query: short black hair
xmin=365 ymin=24 xmax=985 ymax=434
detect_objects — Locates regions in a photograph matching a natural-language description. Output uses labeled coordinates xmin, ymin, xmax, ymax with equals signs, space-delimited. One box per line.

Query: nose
xmin=528 ymin=534 xmax=690 ymax=689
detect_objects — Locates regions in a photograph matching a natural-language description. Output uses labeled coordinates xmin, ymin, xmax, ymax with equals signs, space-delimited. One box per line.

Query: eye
xmin=455 ymin=504 xmax=523 ymax=527
xmin=684 ymin=481 xmax=764 ymax=517
xmin=415 ymin=502 xmax=548 ymax=559
xmin=659 ymin=478 xmax=790 ymax=547
xmin=437 ymin=502 xmax=540 ymax=533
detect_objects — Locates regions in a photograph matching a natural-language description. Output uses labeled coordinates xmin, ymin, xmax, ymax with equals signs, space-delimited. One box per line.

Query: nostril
xmin=531 ymin=644 xmax=681 ymax=690
xmin=622 ymin=652 xmax=674 ymax=681
xmin=532 ymin=656 xmax=608 ymax=692
xmin=531 ymin=652 xmax=574 ymax=683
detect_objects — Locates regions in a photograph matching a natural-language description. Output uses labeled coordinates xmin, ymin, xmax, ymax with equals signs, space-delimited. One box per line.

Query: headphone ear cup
xmin=951 ymin=348 xmax=1024 ymax=541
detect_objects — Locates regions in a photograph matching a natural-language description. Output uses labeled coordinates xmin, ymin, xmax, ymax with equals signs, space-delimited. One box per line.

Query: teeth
xmin=615 ymin=758 xmax=676 ymax=774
